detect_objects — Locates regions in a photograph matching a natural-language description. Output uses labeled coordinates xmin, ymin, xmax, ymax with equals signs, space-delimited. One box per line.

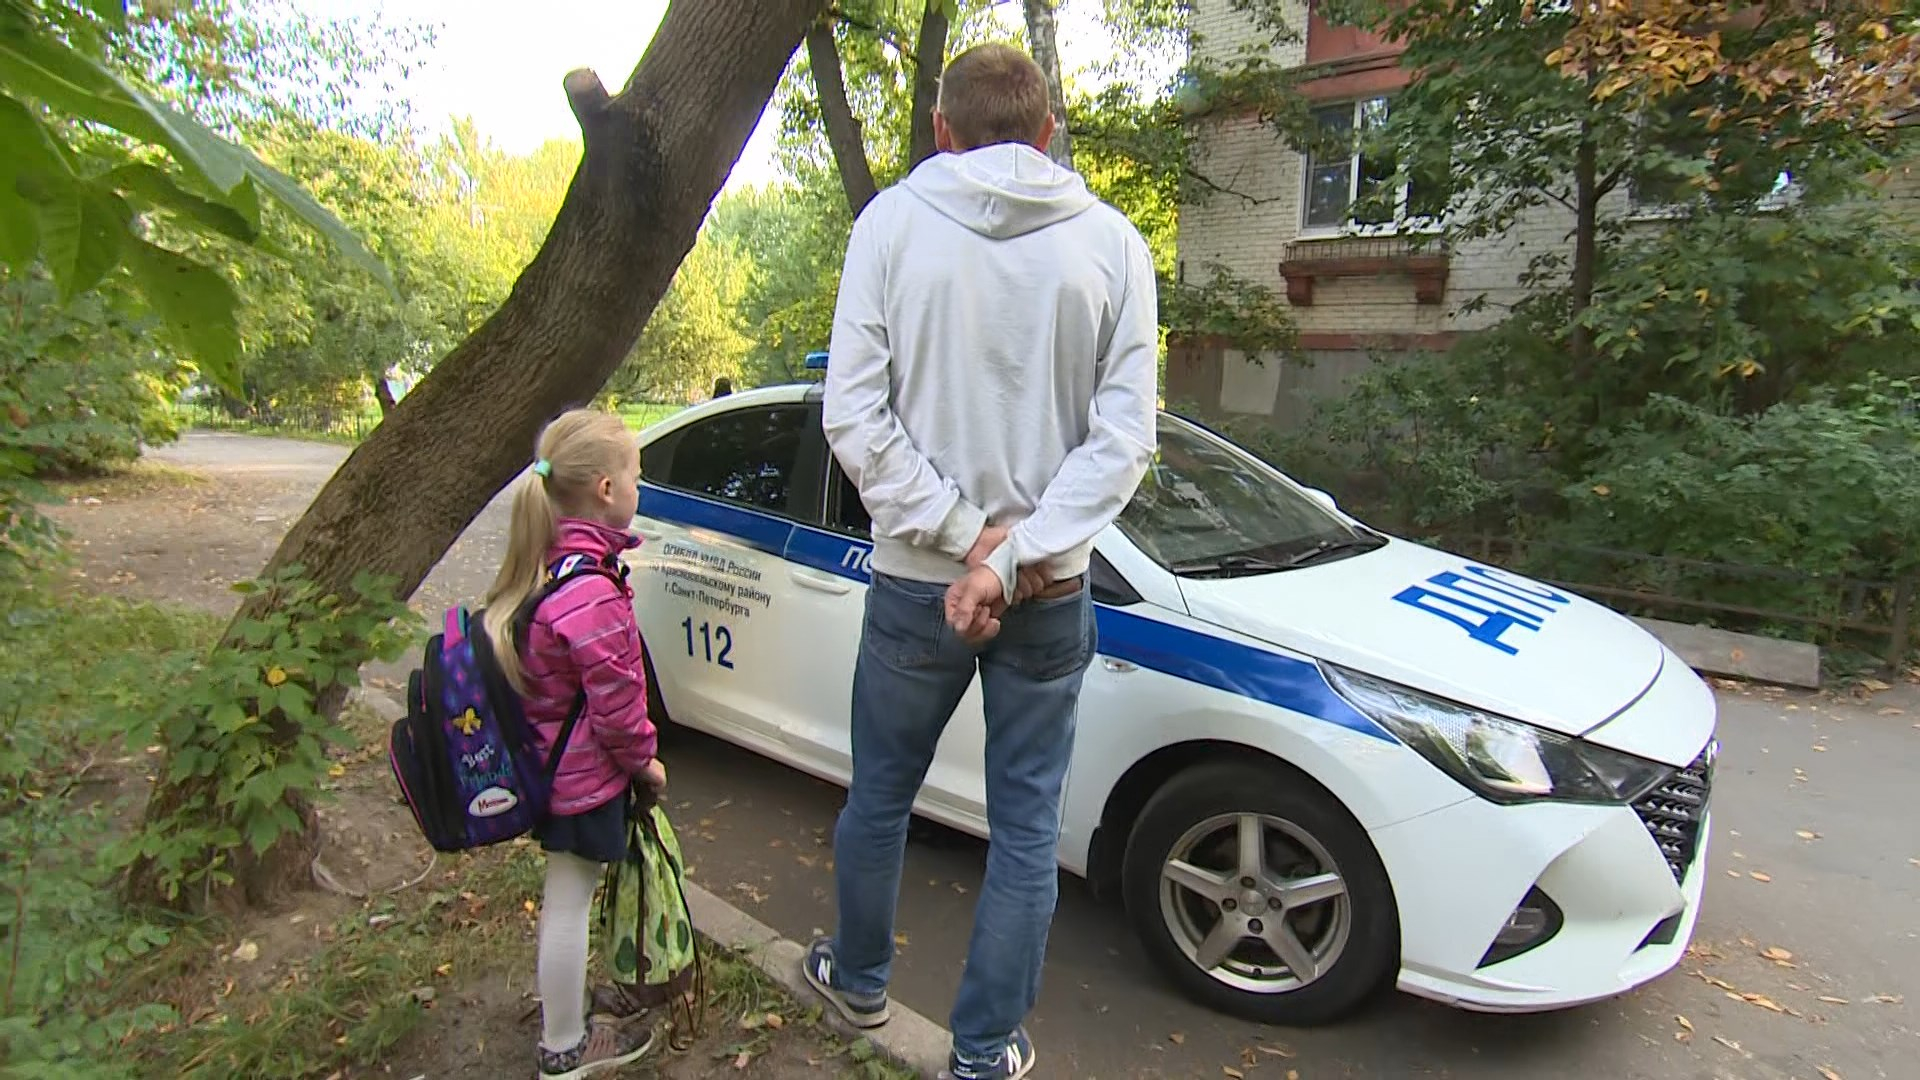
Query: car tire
xmin=642 ymin=644 xmax=673 ymax=734
xmin=1121 ymin=760 xmax=1399 ymax=1026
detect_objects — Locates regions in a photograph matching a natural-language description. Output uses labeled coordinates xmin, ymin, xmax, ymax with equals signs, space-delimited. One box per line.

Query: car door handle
xmin=790 ymin=569 xmax=852 ymax=595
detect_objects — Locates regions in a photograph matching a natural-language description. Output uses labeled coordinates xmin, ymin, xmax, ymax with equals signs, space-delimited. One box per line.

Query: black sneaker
xmin=944 ymin=1027 xmax=1037 ymax=1080
xmin=537 ymin=1019 xmax=653 ymax=1079
xmin=801 ymin=937 xmax=891 ymax=1028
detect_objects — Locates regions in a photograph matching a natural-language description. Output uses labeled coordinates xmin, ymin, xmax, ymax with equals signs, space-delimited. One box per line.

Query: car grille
xmin=1632 ymin=744 xmax=1714 ymax=883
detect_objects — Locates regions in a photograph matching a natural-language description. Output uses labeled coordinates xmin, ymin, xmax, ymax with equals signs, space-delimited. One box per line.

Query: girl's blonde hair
xmin=483 ymin=408 xmax=636 ymax=692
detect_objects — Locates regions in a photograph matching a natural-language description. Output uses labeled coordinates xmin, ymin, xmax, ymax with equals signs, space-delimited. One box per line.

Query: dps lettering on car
xmin=626 ymin=386 xmax=1720 ymax=1028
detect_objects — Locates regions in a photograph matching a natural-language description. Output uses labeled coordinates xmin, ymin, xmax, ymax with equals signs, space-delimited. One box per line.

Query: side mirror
xmin=1304 ymin=488 xmax=1338 ymax=513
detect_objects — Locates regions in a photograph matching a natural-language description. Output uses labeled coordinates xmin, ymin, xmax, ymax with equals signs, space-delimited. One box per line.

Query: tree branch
xmin=1186 ymin=166 xmax=1287 ymax=207
xmin=563 ymin=68 xmax=610 ymax=132
xmin=825 ymin=6 xmax=918 ymax=62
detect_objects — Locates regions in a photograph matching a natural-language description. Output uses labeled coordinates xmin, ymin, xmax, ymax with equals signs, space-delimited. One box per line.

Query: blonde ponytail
xmin=482 ymin=408 xmax=637 ymax=692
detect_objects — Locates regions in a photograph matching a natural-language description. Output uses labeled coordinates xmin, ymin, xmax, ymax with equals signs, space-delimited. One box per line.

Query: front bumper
xmin=1371 ymin=745 xmax=1713 ymax=1012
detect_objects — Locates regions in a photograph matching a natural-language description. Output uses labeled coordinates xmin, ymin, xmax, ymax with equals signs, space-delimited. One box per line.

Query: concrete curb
xmin=685 ymin=880 xmax=951 ymax=1079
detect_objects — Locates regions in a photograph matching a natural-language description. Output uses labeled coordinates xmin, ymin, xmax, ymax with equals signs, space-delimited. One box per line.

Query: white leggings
xmin=537 ymin=851 xmax=604 ymax=1052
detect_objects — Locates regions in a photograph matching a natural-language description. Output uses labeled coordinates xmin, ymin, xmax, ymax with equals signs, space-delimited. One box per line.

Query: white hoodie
xmin=822 ymin=143 xmax=1159 ymax=601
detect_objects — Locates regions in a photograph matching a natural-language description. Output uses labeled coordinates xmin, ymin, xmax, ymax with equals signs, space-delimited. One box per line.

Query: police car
xmin=624 ymin=365 xmax=1717 ymax=1025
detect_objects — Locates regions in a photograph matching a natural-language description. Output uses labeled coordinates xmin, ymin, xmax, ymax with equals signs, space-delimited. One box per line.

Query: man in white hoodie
xmin=805 ymin=42 xmax=1159 ymax=1080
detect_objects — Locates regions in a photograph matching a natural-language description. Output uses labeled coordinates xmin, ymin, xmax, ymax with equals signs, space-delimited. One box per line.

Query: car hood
xmin=1177 ymin=538 xmax=1673 ymax=748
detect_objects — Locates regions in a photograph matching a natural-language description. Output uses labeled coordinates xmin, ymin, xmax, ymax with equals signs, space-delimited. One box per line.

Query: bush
xmin=1557 ymin=378 xmax=1920 ymax=608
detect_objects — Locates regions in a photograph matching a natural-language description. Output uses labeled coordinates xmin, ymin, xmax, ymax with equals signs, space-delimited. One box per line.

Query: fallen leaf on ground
xmin=764 ymin=1012 xmax=784 ymax=1030
xmin=1869 ymin=993 xmax=1905 ymax=1004
xmin=1818 ymin=995 xmax=1850 ymax=1004
xmin=1750 ymin=872 xmax=1773 ymax=882
xmin=1762 ymin=946 xmax=1794 ymax=962
xmin=1878 ymin=708 xmax=1904 ymax=716
xmin=1224 ymin=1069 xmax=1244 ymax=1079
xmin=732 ymin=1051 xmax=753 ymax=1069
xmin=1862 ymin=678 xmax=1891 ymax=692
xmin=1677 ymin=1015 xmax=1694 ymax=1031
xmin=1694 ymin=972 xmax=1738 ymax=992
xmin=231 ymin=941 xmax=259 ymax=963
xmin=1169 ymin=1032 xmax=1186 ymax=1045
xmin=1819 ymin=1067 xmax=1843 ymax=1080
xmin=1740 ymin=992 xmax=1789 ymax=1014
xmin=1258 ymin=1044 xmax=1296 ymax=1058
xmin=1795 ymin=830 xmax=1820 ymax=840
xmin=1812 ymin=745 xmax=1827 ymax=752
xmin=1713 ymin=1035 xmax=1743 ymax=1052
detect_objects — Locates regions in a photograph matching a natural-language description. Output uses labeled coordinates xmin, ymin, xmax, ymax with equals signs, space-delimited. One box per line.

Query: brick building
xmin=1171 ymin=0 xmax=1920 ymax=430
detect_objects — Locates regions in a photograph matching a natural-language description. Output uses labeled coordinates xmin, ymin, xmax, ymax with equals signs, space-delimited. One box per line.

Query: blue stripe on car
xmin=638 ymin=484 xmax=1391 ymax=742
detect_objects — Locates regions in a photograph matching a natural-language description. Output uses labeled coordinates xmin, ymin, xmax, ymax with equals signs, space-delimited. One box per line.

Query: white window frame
xmin=1627 ymin=166 xmax=1802 ymax=221
xmin=1298 ymin=96 xmax=1444 ymax=239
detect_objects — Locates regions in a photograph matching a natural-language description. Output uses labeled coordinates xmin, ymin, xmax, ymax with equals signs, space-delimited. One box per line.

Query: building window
xmin=1301 ymin=97 xmax=1444 ymax=236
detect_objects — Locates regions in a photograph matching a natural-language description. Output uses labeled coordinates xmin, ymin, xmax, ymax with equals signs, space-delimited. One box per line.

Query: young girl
xmin=483 ymin=408 xmax=665 ymax=1079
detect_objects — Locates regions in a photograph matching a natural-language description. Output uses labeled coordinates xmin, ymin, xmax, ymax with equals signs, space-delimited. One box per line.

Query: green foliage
xmin=1581 ymin=207 xmax=1920 ymax=414
xmin=0 ymin=0 xmax=390 ymax=396
xmin=0 ymin=585 xmax=220 ymax=1077
xmin=606 ymin=223 xmax=755 ymax=403
xmin=122 ymin=567 xmax=419 ymax=902
xmin=1563 ymin=379 xmax=1920 ymax=588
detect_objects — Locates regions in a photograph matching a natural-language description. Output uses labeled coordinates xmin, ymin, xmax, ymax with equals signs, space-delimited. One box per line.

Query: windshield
xmin=1117 ymin=415 xmax=1368 ymax=572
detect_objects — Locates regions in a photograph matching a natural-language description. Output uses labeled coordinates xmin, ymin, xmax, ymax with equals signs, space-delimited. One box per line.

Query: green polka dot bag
xmin=599 ymin=786 xmax=702 ymax=1043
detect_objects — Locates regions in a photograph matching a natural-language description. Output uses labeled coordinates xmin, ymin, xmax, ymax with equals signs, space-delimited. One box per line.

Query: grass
xmin=46 ymin=460 xmax=206 ymax=503
xmin=617 ymin=401 xmax=686 ymax=433
xmin=1 ymin=581 xmax=912 ymax=1079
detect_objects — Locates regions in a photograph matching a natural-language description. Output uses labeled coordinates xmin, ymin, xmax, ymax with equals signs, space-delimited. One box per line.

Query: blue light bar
xmin=803 ymin=351 xmax=829 ymax=371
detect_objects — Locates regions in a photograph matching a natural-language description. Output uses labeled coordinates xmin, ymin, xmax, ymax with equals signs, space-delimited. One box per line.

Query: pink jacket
xmin=520 ymin=518 xmax=656 ymax=816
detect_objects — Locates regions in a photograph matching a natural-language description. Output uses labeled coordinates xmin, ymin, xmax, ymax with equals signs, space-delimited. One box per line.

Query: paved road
xmin=151 ymin=433 xmax=1920 ymax=1079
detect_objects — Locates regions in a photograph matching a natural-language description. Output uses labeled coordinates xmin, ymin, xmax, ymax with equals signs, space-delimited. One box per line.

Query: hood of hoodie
xmin=902 ymin=143 xmax=1097 ymax=239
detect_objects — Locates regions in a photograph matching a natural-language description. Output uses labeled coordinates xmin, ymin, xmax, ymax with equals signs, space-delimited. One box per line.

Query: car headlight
xmin=1322 ymin=663 xmax=1671 ymax=805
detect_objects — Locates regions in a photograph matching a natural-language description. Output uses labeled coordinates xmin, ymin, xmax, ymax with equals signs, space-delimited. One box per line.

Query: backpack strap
xmin=512 ymin=551 xmax=631 ymax=781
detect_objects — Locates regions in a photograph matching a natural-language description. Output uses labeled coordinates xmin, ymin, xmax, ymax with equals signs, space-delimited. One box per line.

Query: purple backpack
xmin=388 ymin=554 xmax=622 ymax=852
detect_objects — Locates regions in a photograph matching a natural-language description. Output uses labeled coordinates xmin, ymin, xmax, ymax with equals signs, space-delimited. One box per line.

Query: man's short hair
xmin=936 ymin=44 xmax=1050 ymax=149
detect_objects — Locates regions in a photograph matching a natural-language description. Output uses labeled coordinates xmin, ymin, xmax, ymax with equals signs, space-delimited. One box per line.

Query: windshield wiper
xmin=1277 ymin=534 xmax=1387 ymax=568
xmin=1169 ymin=553 xmax=1291 ymax=578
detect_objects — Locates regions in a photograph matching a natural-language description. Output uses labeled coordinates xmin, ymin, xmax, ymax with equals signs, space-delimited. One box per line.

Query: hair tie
xmin=532 ymin=458 xmax=552 ymax=479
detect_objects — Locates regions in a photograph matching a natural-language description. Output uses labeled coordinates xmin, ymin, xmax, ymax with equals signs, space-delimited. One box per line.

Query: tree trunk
xmin=1569 ymin=124 xmax=1598 ymax=374
xmin=129 ymin=0 xmax=829 ymax=912
xmin=908 ymin=0 xmax=950 ymax=169
xmin=1023 ymin=0 xmax=1073 ymax=167
xmin=808 ymin=23 xmax=880 ymax=215
xmin=372 ymin=373 xmax=397 ymax=415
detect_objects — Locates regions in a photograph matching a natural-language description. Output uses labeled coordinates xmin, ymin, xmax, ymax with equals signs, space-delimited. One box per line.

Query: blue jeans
xmin=831 ymin=571 xmax=1096 ymax=1061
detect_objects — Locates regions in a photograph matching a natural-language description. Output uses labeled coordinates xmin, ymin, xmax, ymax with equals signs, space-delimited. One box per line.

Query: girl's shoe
xmin=537 ymin=1018 xmax=654 ymax=1079
xmin=589 ymin=981 xmax=650 ymax=1020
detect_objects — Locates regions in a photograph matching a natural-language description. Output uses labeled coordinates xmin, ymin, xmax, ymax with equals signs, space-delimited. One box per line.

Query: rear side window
xmin=648 ymin=405 xmax=814 ymax=517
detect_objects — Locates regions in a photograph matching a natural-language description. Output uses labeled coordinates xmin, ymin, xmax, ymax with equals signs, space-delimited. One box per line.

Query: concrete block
xmin=1632 ymin=616 xmax=1823 ymax=689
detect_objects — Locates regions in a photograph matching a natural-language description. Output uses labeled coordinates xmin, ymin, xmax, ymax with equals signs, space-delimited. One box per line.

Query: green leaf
xmin=122 ymin=239 xmax=242 ymax=395
xmin=35 ymin=181 xmax=127 ymax=299
xmin=0 ymin=28 xmax=392 ymax=290
xmin=107 ymin=163 xmax=257 ymax=244
xmin=0 ymin=92 xmax=72 ymax=268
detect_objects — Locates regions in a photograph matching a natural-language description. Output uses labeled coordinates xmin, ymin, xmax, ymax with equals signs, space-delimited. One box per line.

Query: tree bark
xmin=908 ymin=0 xmax=950 ymax=169
xmin=808 ymin=23 xmax=880 ymax=215
xmin=1023 ymin=0 xmax=1073 ymax=167
xmin=1569 ymin=123 xmax=1598 ymax=373
xmin=129 ymin=0 xmax=829 ymax=912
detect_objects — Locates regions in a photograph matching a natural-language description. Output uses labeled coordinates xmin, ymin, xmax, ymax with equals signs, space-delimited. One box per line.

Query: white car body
xmin=624 ymin=384 xmax=1717 ymax=1017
